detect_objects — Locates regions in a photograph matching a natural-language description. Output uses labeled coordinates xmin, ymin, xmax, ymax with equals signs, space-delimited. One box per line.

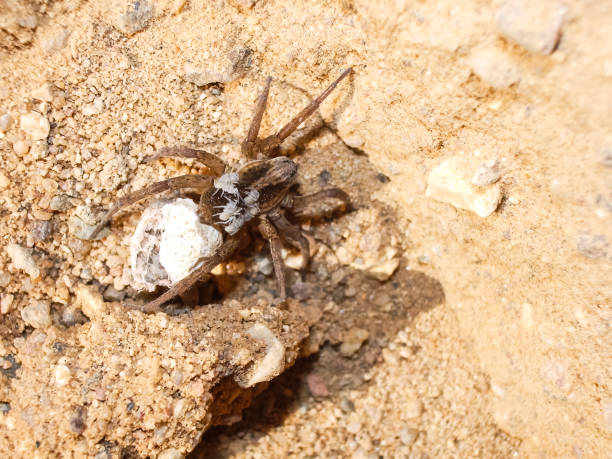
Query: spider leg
xmin=268 ymin=211 xmax=310 ymax=271
xmin=289 ymin=187 xmax=352 ymax=217
xmin=145 ymin=146 xmax=226 ymax=175
xmin=91 ymin=175 xmax=213 ymax=238
xmin=241 ymin=77 xmax=272 ymax=158
xmin=127 ymin=235 xmax=241 ymax=313
xmin=258 ymin=216 xmax=287 ymax=301
xmin=271 ymin=68 xmax=352 ymax=144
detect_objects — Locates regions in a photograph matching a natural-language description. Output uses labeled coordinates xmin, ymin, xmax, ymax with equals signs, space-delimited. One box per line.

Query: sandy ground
xmin=0 ymin=0 xmax=610 ymax=457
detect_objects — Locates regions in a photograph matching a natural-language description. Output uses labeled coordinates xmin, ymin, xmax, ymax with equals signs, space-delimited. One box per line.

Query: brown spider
xmin=91 ymin=68 xmax=353 ymax=312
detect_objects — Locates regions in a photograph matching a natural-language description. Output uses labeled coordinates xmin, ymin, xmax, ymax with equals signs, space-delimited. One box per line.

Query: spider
xmin=91 ymin=68 xmax=353 ymax=313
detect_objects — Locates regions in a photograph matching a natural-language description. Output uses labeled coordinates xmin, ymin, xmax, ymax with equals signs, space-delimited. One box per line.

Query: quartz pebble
xmin=340 ymin=327 xmax=369 ymax=357
xmin=19 ymin=112 xmax=50 ymax=140
xmin=0 ymin=113 xmax=13 ymax=132
xmin=0 ymin=294 xmax=15 ymax=314
xmin=496 ymin=0 xmax=567 ymax=55
xmin=426 ymin=157 xmax=502 ymax=218
xmin=6 ymin=243 xmax=40 ymax=279
xmin=21 ymin=301 xmax=51 ymax=328
xmin=467 ymin=47 xmax=520 ymax=89
xmin=116 ymin=0 xmax=153 ymax=35
xmin=471 ymin=159 xmax=502 ymax=186
xmin=239 ymin=323 xmax=285 ymax=388
xmin=82 ymin=97 xmax=105 ymax=116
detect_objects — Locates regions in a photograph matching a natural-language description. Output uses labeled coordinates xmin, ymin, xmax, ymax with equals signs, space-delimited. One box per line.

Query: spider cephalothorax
xmin=91 ymin=69 xmax=352 ymax=312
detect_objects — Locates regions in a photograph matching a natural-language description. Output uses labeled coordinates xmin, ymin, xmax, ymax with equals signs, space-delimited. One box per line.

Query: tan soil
xmin=0 ymin=0 xmax=610 ymax=458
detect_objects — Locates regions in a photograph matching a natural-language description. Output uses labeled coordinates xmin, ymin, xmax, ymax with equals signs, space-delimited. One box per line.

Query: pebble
xmin=467 ymin=47 xmax=520 ymax=89
xmin=30 ymin=220 xmax=53 ymax=242
xmin=255 ymin=253 xmax=273 ymax=276
xmin=116 ymin=0 xmax=154 ymax=35
xmin=41 ymin=28 xmax=71 ymax=54
xmin=0 ymin=294 xmax=14 ymax=314
xmin=20 ymin=301 xmax=51 ymax=328
xmin=19 ymin=112 xmax=50 ymax=140
xmin=68 ymin=215 xmax=108 ymax=240
xmin=306 ymin=373 xmax=330 ymax=397
xmin=32 ymin=83 xmax=54 ymax=102
xmin=49 ymin=194 xmax=72 ymax=212
xmin=103 ymin=285 xmax=126 ymax=302
xmin=12 ymin=139 xmax=30 ymax=155
xmin=158 ymin=448 xmax=184 ymax=459
xmin=340 ymin=327 xmax=369 ymax=357
xmin=495 ymin=0 xmax=567 ymax=55
xmin=75 ymin=284 xmax=107 ymax=319
xmin=82 ymin=97 xmax=105 ymax=116
xmin=6 ymin=243 xmax=40 ymax=279
xmin=426 ymin=157 xmax=503 ymax=218
xmin=54 ymin=364 xmax=71 ymax=387
xmin=398 ymin=427 xmax=418 ymax=445
xmin=240 ymin=323 xmax=285 ymax=388
xmin=0 ymin=172 xmax=10 ymax=189
xmin=471 ymin=159 xmax=502 ymax=186
xmin=575 ymin=233 xmax=608 ymax=259
xmin=0 ymin=113 xmax=13 ymax=132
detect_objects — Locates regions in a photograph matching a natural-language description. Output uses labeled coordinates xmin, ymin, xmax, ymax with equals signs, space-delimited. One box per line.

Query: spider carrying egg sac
xmin=130 ymin=198 xmax=223 ymax=291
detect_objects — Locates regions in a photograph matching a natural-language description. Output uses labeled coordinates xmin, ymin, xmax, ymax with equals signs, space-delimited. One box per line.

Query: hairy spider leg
xmin=268 ymin=210 xmax=310 ymax=271
xmin=241 ymin=76 xmax=273 ymax=157
xmin=145 ymin=146 xmax=226 ymax=175
xmin=274 ymin=67 xmax=353 ymax=144
xmin=258 ymin=216 xmax=287 ymax=301
xmin=125 ymin=235 xmax=241 ymax=313
xmin=90 ymin=175 xmax=213 ymax=237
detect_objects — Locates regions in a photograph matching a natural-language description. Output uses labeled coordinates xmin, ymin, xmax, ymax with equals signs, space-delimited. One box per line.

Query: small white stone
xmin=116 ymin=0 xmax=153 ymax=35
xmin=54 ymin=364 xmax=71 ymax=387
xmin=19 ymin=112 xmax=50 ymax=140
xmin=82 ymin=97 xmax=105 ymax=115
xmin=0 ymin=114 xmax=13 ymax=132
xmin=31 ymin=83 xmax=54 ymax=102
xmin=12 ymin=140 xmax=30 ymax=155
xmin=0 ymin=172 xmax=10 ymax=189
xmin=404 ymin=399 xmax=424 ymax=419
xmin=6 ymin=243 xmax=40 ymax=279
xmin=239 ymin=323 xmax=285 ymax=388
xmin=467 ymin=47 xmax=520 ymax=89
xmin=471 ymin=159 xmax=501 ymax=186
xmin=21 ymin=301 xmax=51 ymax=328
xmin=426 ymin=157 xmax=502 ymax=218
xmin=496 ymin=0 xmax=567 ymax=55
xmin=0 ymin=294 xmax=14 ymax=314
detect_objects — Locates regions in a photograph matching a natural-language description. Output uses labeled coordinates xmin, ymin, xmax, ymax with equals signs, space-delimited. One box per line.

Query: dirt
xmin=0 ymin=0 xmax=610 ymax=458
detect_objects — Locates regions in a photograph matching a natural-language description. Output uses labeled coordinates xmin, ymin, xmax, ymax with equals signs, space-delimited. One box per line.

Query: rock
xmin=116 ymin=0 xmax=154 ymax=35
xmin=75 ymin=284 xmax=107 ymax=319
xmin=306 ymin=373 xmax=330 ymax=397
xmin=398 ymin=427 xmax=418 ymax=445
xmin=130 ymin=199 xmax=224 ymax=291
xmin=6 ymin=243 xmax=40 ymax=279
xmin=239 ymin=323 xmax=286 ymax=388
xmin=575 ymin=233 xmax=608 ymax=259
xmin=0 ymin=113 xmax=13 ymax=132
xmin=82 ymin=97 xmax=105 ymax=116
xmin=0 ymin=293 xmax=14 ymax=314
xmin=426 ymin=157 xmax=503 ymax=218
xmin=495 ymin=0 xmax=567 ymax=55
xmin=54 ymin=364 xmax=71 ymax=387
xmin=20 ymin=301 xmax=51 ymax=328
xmin=103 ymin=285 xmax=126 ymax=302
xmin=12 ymin=139 xmax=29 ymax=155
xmin=467 ymin=47 xmax=520 ymax=89
xmin=49 ymin=194 xmax=72 ymax=212
xmin=0 ymin=172 xmax=10 ymax=189
xmin=68 ymin=215 xmax=109 ymax=240
xmin=19 ymin=112 xmax=50 ymax=140
xmin=31 ymin=83 xmax=55 ymax=102
xmin=471 ymin=159 xmax=502 ymax=186
xmin=254 ymin=253 xmax=273 ymax=276
xmin=30 ymin=220 xmax=53 ymax=242
xmin=183 ymin=47 xmax=252 ymax=86
xmin=340 ymin=327 xmax=369 ymax=357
